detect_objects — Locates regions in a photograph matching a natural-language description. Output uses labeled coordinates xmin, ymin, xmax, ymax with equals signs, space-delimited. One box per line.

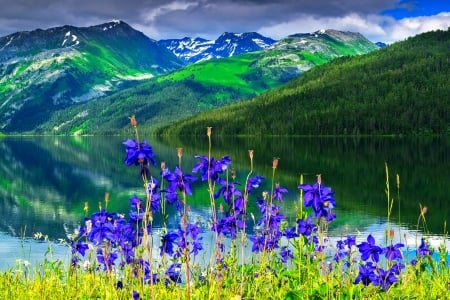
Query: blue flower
xmin=280 ymin=247 xmax=294 ymax=263
xmin=72 ymin=241 xmax=89 ymax=256
xmin=383 ymin=243 xmax=404 ymax=261
xmin=378 ymin=266 xmax=400 ymax=291
xmin=298 ymin=183 xmax=336 ymax=221
xmin=192 ymin=155 xmax=231 ymax=181
xmin=272 ymin=183 xmax=288 ymax=202
xmin=164 ymin=166 xmax=196 ymax=195
xmin=357 ymin=234 xmax=383 ymax=263
xmin=216 ymin=215 xmax=244 ymax=239
xmin=97 ymin=248 xmax=118 ymax=270
xmin=123 ymin=139 xmax=156 ymax=166
xmin=354 ymin=262 xmax=379 ymax=286
xmin=297 ymin=216 xmax=317 ymax=237
xmin=418 ymin=238 xmax=433 ymax=257
xmin=160 ymin=231 xmax=179 ymax=256
xmin=245 ymin=176 xmax=265 ymax=194
xmin=166 ymin=263 xmax=182 ymax=285
xmin=214 ymin=178 xmax=242 ymax=205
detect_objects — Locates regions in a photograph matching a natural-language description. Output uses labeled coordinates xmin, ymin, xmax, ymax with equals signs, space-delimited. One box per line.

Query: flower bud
xmin=272 ymin=157 xmax=279 ymax=169
xmin=207 ymin=127 xmax=212 ymax=137
xmin=129 ymin=115 xmax=137 ymax=127
xmin=248 ymin=150 xmax=254 ymax=160
xmin=177 ymin=148 xmax=183 ymax=158
xmin=422 ymin=206 xmax=428 ymax=215
xmin=317 ymin=174 xmax=322 ymax=185
xmin=161 ymin=161 xmax=166 ymax=170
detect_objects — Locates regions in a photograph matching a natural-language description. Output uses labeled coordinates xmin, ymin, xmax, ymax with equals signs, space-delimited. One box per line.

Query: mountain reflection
xmin=0 ymin=135 xmax=449 ymax=243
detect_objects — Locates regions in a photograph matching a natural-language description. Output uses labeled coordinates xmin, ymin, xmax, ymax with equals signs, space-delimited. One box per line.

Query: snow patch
xmin=116 ymin=73 xmax=153 ymax=80
xmin=0 ymin=36 xmax=15 ymax=51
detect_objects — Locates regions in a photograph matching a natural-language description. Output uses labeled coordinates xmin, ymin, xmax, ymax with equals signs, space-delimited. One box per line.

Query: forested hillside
xmin=33 ymin=30 xmax=376 ymax=135
xmin=156 ymin=29 xmax=450 ymax=136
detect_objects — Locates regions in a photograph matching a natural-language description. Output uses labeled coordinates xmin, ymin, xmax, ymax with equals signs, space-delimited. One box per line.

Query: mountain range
xmin=158 ymin=32 xmax=276 ymax=64
xmin=0 ymin=20 xmax=380 ymax=134
xmin=156 ymin=28 xmax=450 ymax=136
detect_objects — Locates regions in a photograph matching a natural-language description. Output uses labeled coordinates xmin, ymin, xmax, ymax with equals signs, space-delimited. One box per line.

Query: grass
xmin=0 ymin=122 xmax=449 ymax=299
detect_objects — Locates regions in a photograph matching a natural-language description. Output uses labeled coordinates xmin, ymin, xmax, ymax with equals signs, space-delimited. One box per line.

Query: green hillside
xmin=36 ymin=30 xmax=377 ymax=135
xmin=0 ymin=21 xmax=182 ymax=133
xmin=156 ymin=29 xmax=450 ymax=136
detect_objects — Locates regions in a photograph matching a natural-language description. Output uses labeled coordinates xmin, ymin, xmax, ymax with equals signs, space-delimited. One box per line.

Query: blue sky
xmin=382 ymin=0 xmax=449 ymax=18
xmin=0 ymin=0 xmax=449 ymax=43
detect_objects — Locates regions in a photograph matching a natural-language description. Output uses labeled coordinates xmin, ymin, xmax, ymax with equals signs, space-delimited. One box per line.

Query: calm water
xmin=0 ymin=135 xmax=449 ymax=269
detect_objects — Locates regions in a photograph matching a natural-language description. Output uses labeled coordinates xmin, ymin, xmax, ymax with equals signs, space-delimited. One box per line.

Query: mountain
xmin=155 ymin=28 xmax=450 ymax=136
xmin=158 ymin=32 xmax=276 ymax=64
xmin=31 ymin=29 xmax=378 ymax=135
xmin=376 ymin=42 xmax=387 ymax=48
xmin=0 ymin=20 xmax=183 ymax=132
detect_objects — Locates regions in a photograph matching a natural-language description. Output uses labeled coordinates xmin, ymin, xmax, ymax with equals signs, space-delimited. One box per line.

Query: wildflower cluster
xmin=67 ymin=118 xmax=440 ymax=297
xmin=354 ymin=234 xmax=405 ymax=291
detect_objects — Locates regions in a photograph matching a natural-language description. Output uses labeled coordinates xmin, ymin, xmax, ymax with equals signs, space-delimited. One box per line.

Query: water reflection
xmin=0 ymin=135 xmax=449 ymax=269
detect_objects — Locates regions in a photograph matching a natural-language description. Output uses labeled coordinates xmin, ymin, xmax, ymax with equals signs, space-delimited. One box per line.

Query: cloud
xmin=0 ymin=0 xmax=448 ymax=43
xmin=257 ymin=12 xmax=450 ymax=43
xmin=387 ymin=12 xmax=450 ymax=42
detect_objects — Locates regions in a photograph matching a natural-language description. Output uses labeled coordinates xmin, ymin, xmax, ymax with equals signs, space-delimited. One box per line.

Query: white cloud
xmin=386 ymin=12 xmax=450 ymax=43
xmin=258 ymin=12 xmax=450 ymax=44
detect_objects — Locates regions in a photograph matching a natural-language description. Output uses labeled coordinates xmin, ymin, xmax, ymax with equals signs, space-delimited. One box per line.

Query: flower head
xmin=357 ymin=234 xmax=383 ymax=263
xmin=298 ymin=182 xmax=336 ymax=221
xmin=123 ymin=139 xmax=156 ymax=166
xmin=192 ymin=155 xmax=232 ymax=182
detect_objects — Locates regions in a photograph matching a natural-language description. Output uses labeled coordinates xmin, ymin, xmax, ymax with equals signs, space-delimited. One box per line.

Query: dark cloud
xmin=0 ymin=0 xmax=448 ymax=42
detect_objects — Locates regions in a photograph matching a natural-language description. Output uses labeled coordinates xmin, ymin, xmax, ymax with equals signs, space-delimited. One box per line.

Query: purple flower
xmin=357 ymin=234 xmax=383 ymax=263
xmin=383 ymin=243 xmax=404 ymax=261
xmin=132 ymin=291 xmax=140 ymax=300
xmin=214 ymin=178 xmax=242 ymax=205
xmin=72 ymin=241 xmax=89 ymax=256
xmin=216 ymin=215 xmax=244 ymax=239
xmin=298 ymin=183 xmax=336 ymax=221
xmin=129 ymin=194 xmax=142 ymax=210
xmin=418 ymin=238 xmax=433 ymax=257
xmin=283 ymin=226 xmax=299 ymax=239
xmin=97 ymin=248 xmax=118 ymax=270
xmin=166 ymin=263 xmax=182 ymax=284
xmin=354 ymin=262 xmax=379 ymax=286
xmin=123 ymin=139 xmax=155 ymax=166
xmin=87 ymin=210 xmax=116 ymax=245
xmin=164 ymin=166 xmax=196 ymax=195
xmin=160 ymin=231 xmax=179 ymax=256
xmin=272 ymin=183 xmax=288 ymax=202
xmin=245 ymin=176 xmax=265 ymax=194
xmin=280 ymin=247 xmax=294 ymax=263
xmin=378 ymin=266 xmax=401 ymax=291
xmin=297 ymin=216 xmax=317 ymax=237
xmin=192 ymin=155 xmax=231 ymax=181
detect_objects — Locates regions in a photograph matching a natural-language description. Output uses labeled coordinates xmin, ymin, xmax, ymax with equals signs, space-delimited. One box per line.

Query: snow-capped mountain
xmin=0 ymin=20 xmax=183 ymax=132
xmin=158 ymin=32 xmax=276 ymax=64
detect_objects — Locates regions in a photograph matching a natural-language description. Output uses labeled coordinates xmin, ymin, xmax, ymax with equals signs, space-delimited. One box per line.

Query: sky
xmin=0 ymin=0 xmax=449 ymax=43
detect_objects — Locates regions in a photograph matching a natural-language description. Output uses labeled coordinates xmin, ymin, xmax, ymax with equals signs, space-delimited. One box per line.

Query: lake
xmin=1 ymin=135 xmax=449 ymax=270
